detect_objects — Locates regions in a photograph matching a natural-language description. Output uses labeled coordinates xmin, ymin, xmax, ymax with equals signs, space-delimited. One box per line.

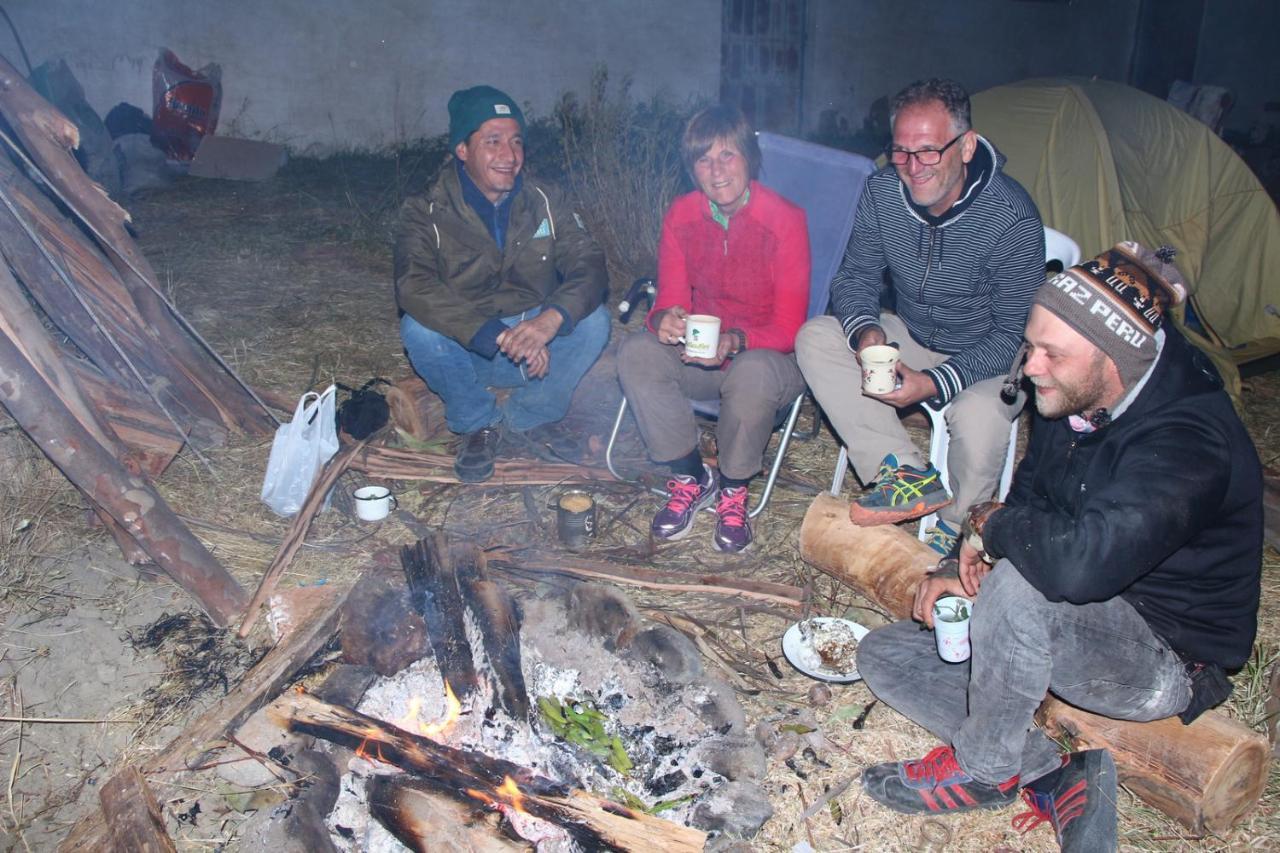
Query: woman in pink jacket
xmin=617 ymin=105 xmax=810 ymax=553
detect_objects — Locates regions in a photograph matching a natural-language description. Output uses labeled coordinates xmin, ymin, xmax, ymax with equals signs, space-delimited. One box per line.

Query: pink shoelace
xmin=717 ymin=487 xmax=748 ymax=528
xmin=663 ymin=477 xmax=704 ymax=513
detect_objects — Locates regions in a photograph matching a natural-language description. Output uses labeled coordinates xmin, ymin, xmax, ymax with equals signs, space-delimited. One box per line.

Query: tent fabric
xmin=972 ymin=78 xmax=1280 ymax=359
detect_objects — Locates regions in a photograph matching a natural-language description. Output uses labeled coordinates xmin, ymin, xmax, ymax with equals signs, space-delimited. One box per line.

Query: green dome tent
xmin=972 ymin=78 xmax=1280 ymax=366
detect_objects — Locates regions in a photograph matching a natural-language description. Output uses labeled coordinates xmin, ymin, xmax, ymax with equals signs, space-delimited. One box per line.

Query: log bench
xmin=799 ymin=493 xmax=1270 ymax=834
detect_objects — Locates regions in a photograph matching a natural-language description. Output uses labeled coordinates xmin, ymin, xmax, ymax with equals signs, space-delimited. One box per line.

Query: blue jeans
xmin=857 ymin=561 xmax=1192 ymax=785
xmin=400 ymin=305 xmax=610 ymax=434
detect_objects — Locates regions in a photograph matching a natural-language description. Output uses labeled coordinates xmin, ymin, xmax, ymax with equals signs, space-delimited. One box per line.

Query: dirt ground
xmin=0 ymin=159 xmax=1277 ymax=852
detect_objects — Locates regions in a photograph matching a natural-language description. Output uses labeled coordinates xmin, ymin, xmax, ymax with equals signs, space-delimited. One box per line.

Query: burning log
xmin=269 ymin=691 xmax=706 ymax=852
xmin=466 ymin=576 xmax=531 ymax=721
xmin=400 ymin=534 xmax=529 ymax=719
xmin=367 ymin=775 xmax=529 ymax=852
xmin=799 ymin=493 xmax=1270 ymax=833
xmin=402 ymin=534 xmax=480 ymax=700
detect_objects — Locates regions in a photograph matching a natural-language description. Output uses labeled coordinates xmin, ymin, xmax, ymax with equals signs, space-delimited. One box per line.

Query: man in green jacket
xmin=396 ymin=85 xmax=610 ymax=482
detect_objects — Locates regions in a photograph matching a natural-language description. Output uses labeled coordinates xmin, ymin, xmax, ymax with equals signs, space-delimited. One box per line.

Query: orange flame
xmin=396 ymin=681 xmax=462 ymax=739
xmin=466 ymin=775 xmax=529 ymax=816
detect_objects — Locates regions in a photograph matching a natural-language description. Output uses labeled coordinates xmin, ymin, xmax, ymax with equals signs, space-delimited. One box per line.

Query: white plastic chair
xmin=829 ymin=226 xmax=1080 ymax=541
xmin=1044 ymin=226 xmax=1081 ymax=270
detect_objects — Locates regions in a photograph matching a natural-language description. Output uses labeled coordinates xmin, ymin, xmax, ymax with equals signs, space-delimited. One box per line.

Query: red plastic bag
xmin=151 ymin=49 xmax=221 ymax=162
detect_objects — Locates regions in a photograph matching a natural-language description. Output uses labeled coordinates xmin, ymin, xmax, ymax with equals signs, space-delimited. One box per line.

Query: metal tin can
xmin=556 ymin=490 xmax=596 ymax=549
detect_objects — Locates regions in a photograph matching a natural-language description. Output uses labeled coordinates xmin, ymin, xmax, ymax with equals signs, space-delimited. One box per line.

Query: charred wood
xmin=401 ymin=534 xmax=480 ymax=700
xmin=367 ymin=775 xmax=530 ymax=853
xmin=271 ymin=691 xmax=706 ymax=852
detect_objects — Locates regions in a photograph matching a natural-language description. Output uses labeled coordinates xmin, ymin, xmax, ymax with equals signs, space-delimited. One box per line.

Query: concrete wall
xmin=0 ymin=0 xmax=721 ymax=153
xmin=803 ymin=0 xmax=1143 ymax=136
xmin=1194 ymin=0 xmax=1280 ymax=135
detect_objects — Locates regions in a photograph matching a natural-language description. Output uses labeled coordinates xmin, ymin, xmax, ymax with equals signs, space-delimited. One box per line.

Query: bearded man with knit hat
xmin=396 ymin=85 xmax=609 ymax=483
xmin=852 ymin=243 xmax=1263 ymax=852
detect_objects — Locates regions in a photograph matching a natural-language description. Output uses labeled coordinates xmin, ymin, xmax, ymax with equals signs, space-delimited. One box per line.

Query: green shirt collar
xmin=708 ymin=186 xmax=750 ymax=230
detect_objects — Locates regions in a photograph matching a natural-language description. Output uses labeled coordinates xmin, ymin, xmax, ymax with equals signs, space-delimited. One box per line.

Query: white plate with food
xmin=781 ymin=617 xmax=869 ymax=683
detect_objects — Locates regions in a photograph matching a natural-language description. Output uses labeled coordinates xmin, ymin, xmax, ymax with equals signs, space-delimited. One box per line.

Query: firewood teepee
xmin=0 ymin=57 xmax=277 ymax=626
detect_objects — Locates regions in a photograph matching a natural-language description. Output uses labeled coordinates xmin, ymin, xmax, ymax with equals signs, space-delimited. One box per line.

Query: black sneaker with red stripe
xmin=1012 ymin=749 xmax=1117 ymax=852
xmin=861 ymin=745 xmax=1020 ymax=815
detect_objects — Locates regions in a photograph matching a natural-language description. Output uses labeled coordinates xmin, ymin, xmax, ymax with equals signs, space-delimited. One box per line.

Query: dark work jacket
xmin=984 ymin=326 xmax=1262 ymax=669
xmin=394 ymin=160 xmax=607 ymax=356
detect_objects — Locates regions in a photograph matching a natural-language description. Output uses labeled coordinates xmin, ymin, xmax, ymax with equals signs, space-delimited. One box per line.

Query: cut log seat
xmin=798 ymin=493 xmax=1270 ymax=833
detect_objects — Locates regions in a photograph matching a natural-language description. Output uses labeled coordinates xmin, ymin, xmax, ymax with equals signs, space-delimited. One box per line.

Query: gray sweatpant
xmin=857 ymin=561 xmax=1192 ymax=784
xmin=616 ymin=331 xmax=805 ymax=481
xmin=795 ymin=314 xmax=1023 ymax=528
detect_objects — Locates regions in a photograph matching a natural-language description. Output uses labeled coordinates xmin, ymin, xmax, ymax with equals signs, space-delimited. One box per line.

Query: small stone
xmin=690 ymin=780 xmax=773 ymax=839
xmin=808 ymin=683 xmax=833 ymax=707
xmin=689 ymin=678 xmax=747 ymax=733
xmin=768 ymin=729 xmax=800 ymax=761
xmin=696 ymin=734 xmax=767 ymax=781
xmin=622 ymin=624 xmax=703 ymax=684
xmin=752 ymin=720 xmax=777 ymax=750
xmin=216 ymin=704 xmax=307 ymax=788
xmin=566 ymin=583 xmax=642 ymax=649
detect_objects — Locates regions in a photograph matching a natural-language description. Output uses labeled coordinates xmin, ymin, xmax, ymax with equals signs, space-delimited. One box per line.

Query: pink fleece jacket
xmin=647 ymin=181 xmax=810 ymax=353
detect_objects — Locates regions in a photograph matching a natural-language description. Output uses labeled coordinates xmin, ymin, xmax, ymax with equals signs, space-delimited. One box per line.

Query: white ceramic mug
xmin=680 ymin=314 xmax=722 ymax=359
xmin=860 ymin=344 xmax=900 ymax=395
xmin=353 ymin=485 xmax=397 ymax=521
xmin=932 ymin=595 xmax=973 ymax=663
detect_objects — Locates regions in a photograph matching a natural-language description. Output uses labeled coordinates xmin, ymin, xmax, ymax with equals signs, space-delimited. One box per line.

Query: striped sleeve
xmin=922 ymin=213 xmax=1044 ymax=404
xmin=829 ymin=183 xmax=886 ymax=349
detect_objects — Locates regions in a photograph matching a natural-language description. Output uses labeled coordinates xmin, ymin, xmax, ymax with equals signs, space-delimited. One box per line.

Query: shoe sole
xmin=652 ymin=490 xmax=718 ymax=542
xmin=849 ymin=497 xmax=952 ymax=527
xmin=712 ymin=535 xmax=753 ymax=553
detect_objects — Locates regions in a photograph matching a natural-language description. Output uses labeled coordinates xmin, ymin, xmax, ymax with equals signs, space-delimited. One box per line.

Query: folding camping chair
xmin=604 ymin=132 xmax=876 ymax=518
xmin=829 ymin=225 xmax=1083 ymax=542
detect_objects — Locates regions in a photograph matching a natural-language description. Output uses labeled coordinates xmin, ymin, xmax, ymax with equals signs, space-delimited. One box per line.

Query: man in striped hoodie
xmin=796 ymin=78 xmax=1044 ymax=555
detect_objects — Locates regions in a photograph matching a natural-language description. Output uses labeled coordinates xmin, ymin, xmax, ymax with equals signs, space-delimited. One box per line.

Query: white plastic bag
xmin=260 ymin=384 xmax=339 ymax=516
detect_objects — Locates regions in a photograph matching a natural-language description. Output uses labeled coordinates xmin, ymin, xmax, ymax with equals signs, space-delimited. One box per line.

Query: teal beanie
xmin=447 ymin=85 xmax=526 ymax=148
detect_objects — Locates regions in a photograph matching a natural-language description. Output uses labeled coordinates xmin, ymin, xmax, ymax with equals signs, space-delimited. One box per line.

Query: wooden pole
xmin=97 ymin=766 xmax=176 ymax=853
xmin=799 ymin=493 xmax=1271 ymax=833
xmin=0 ymin=325 xmax=247 ymax=625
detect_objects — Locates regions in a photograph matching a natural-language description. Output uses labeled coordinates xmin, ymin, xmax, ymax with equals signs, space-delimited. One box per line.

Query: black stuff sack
xmin=336 ymin=378 xmax=391 ymax=439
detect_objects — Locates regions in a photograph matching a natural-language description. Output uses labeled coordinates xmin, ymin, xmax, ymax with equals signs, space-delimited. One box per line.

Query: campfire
xmin=267 ymin=532 xmax=771 ymax=851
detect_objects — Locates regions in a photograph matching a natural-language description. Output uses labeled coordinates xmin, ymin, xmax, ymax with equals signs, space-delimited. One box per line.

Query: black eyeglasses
xmin=887 ymin=132 xmax=965 ymax=166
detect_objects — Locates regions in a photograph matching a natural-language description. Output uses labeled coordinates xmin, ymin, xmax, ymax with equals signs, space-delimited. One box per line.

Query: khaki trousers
xmin=795 ymin=314 xmax=1022 ymax=527
xmin=616 ymin=332 xmax=805 ymax=481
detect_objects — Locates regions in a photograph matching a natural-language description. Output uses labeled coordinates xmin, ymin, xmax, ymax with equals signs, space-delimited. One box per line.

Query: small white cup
xmin=680 ymin=314 xmax=722 ymax=359
xmin=860 ymin=344 xmax=900 ymax=395
xmin=353 ymin=485 xmax=397 ymax=521
xmin=932 ymin=595 xmax=972 ymax=663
